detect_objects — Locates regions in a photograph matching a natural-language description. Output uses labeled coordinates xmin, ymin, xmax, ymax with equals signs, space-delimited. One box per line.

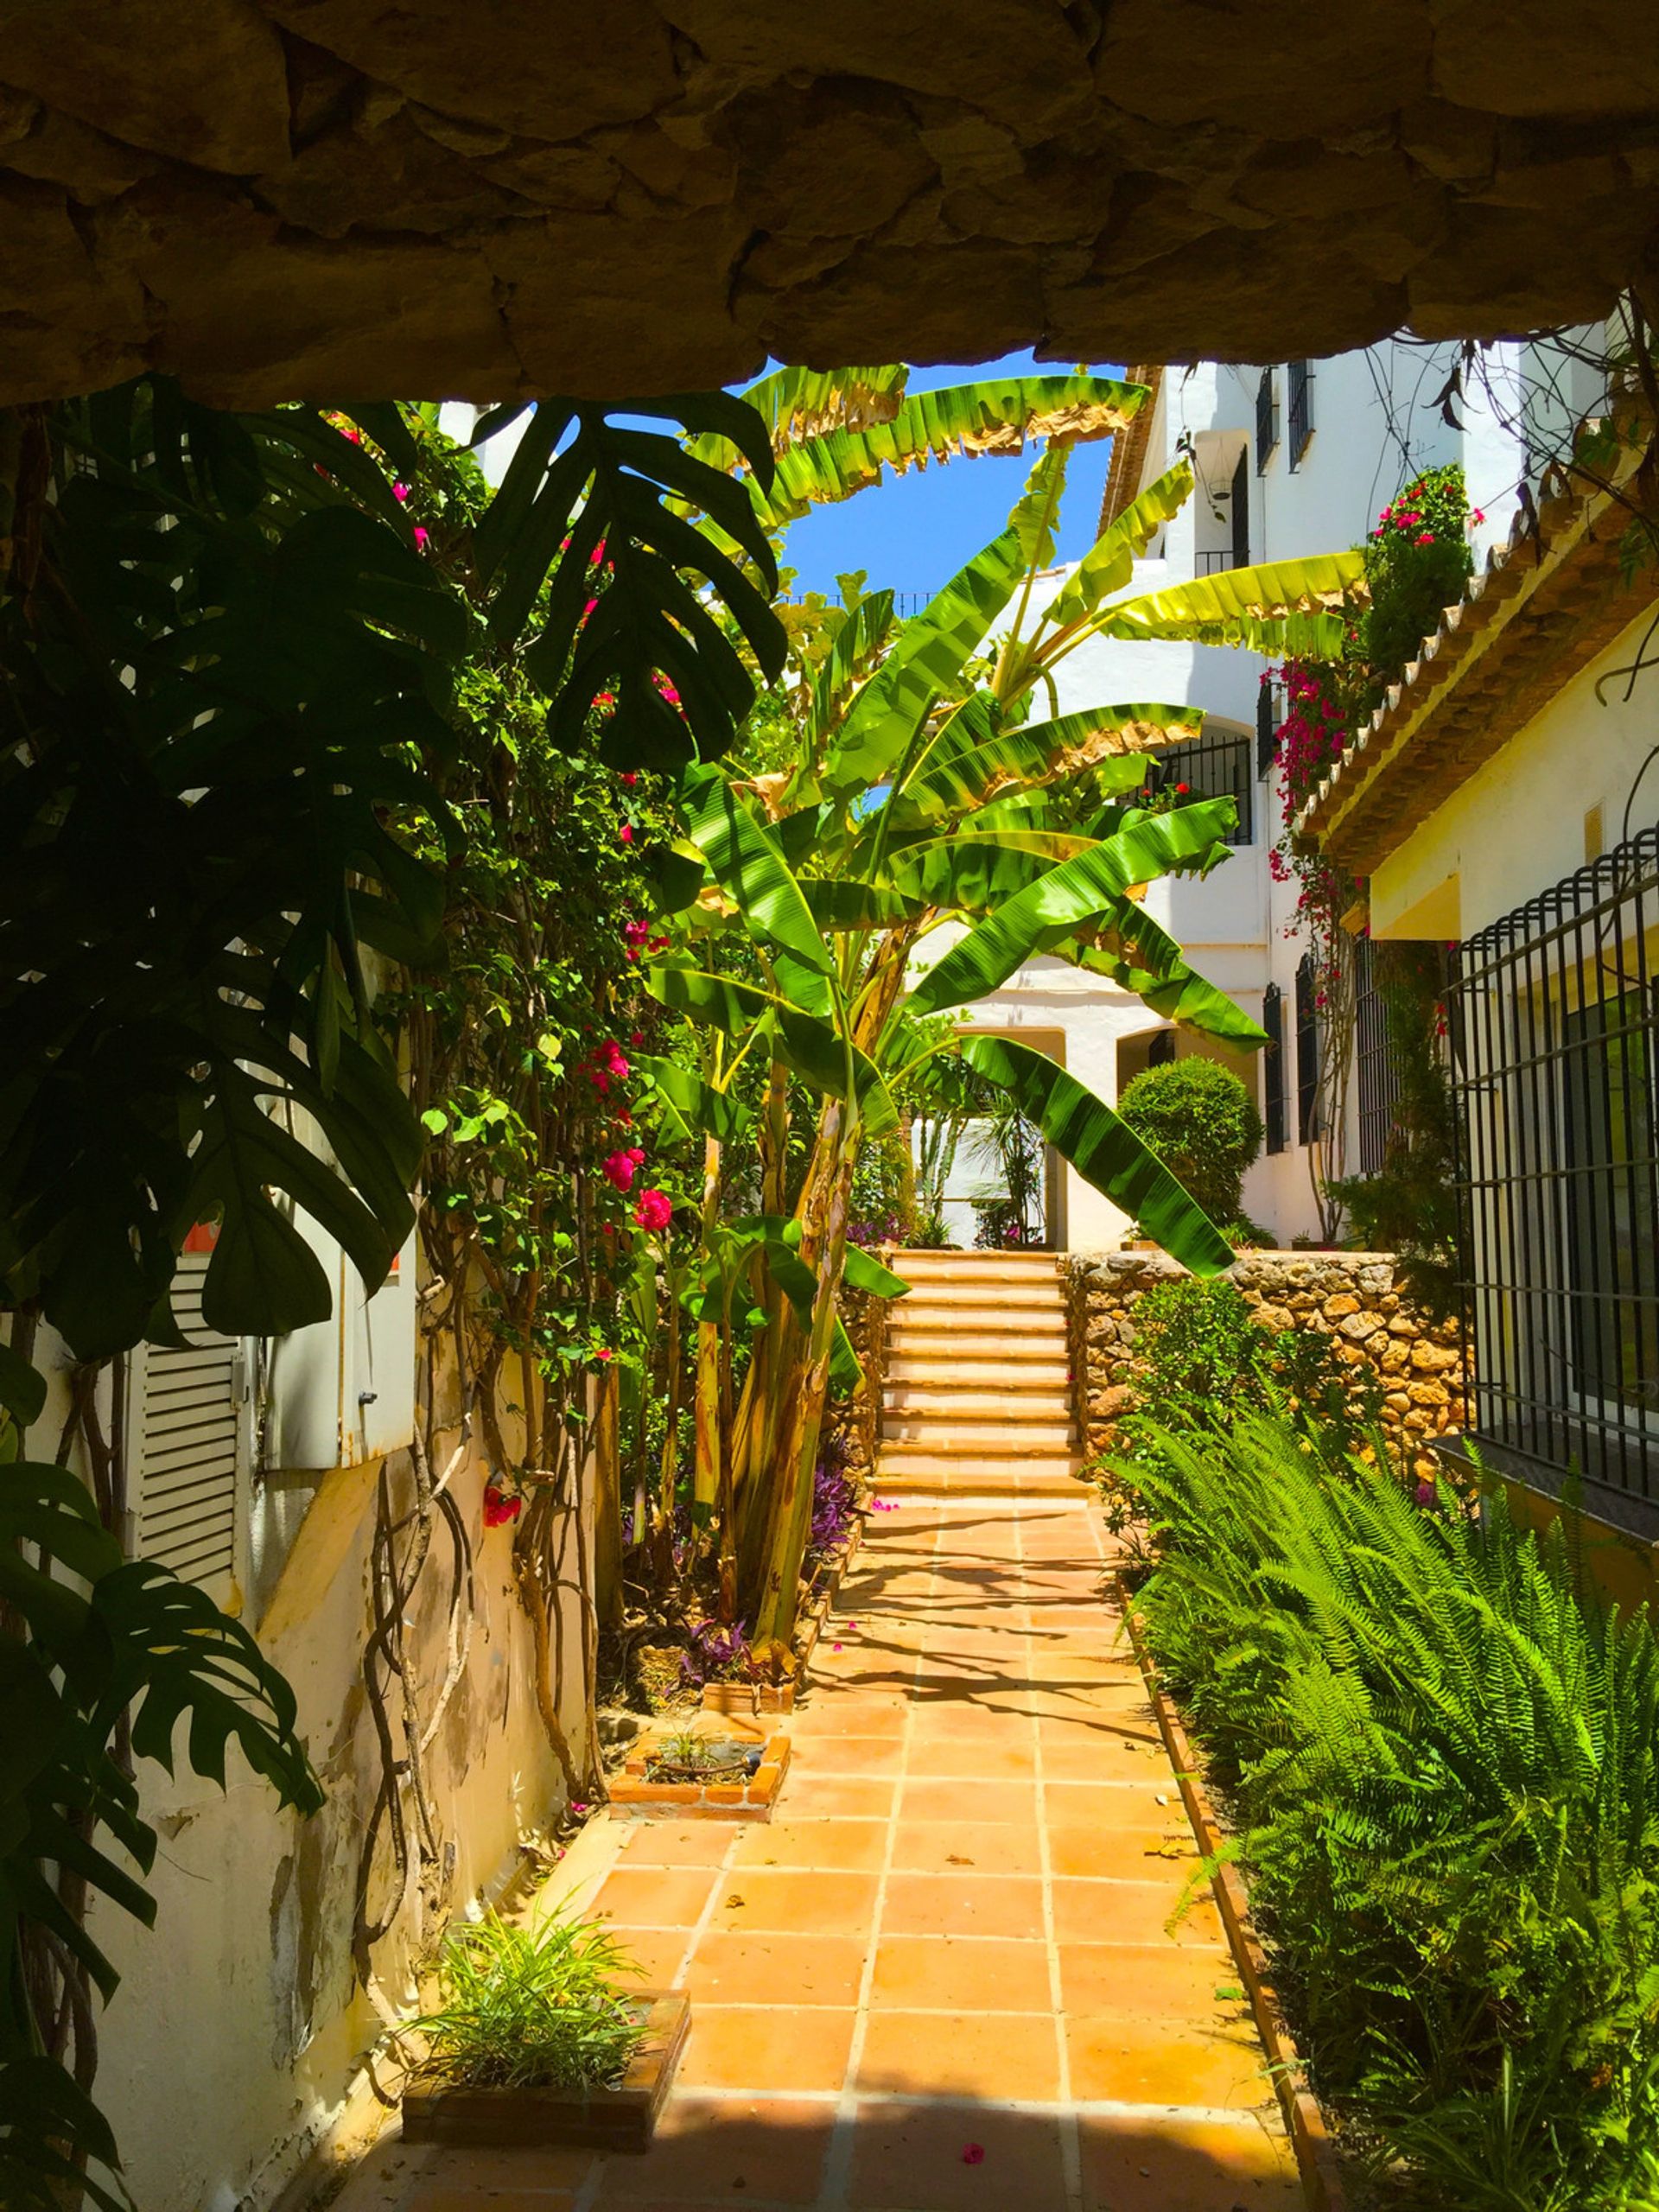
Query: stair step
xmin=875 ymin=1450 xmax=1086 ymax=1491
xmin=882 ymin=1388 xmax=1071 ymax=1421
xmin=881 ymin=1421 xmax=1077 ymax=1454
xmin=890 ymin=1248 xmax=1059 ymax=1268
xmin=895 ymin=1284 xmax=1065 ymax=1313
xmin=886 ymin=1358 xmax=1072 ymax=1390
xmin=892 ymin=1309 xmax=1068 ymax=1339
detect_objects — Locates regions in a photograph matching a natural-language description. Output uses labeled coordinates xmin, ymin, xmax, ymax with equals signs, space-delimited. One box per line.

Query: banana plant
xmin=645 ymin=385 xmax=1369 ymax=1648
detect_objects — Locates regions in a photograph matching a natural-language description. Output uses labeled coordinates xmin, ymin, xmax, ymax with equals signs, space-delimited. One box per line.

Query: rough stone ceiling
xmin=4 ymin=0 xmax=1659 ymax=408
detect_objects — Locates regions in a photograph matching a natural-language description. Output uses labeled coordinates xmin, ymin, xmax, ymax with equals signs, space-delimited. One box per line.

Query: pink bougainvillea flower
xmin=392 ymin=481 xmax=410 ymax=502
xmin=571 ymin=1801 xmax=589 ymax=1816
xmin=1415 ymin=531 xmax=1435 ymax=545
xmin=631 ymin=1031 xmax=645 ymax=1047
xmin=483 ymin=1485 xmax=521 ymax=1529
xmin=1470 ymin=507 xmax=1486 ymax=524
xmin=633 ymin=1187 xmax=672 ymax=1232
xmin=619 ymin=823 xmax=635 ymax=845
xmin=620 ymin=771 xmax=639 ymax=788
xmin=601 ymin=1150 xmax=639 ymax=1193
xmin=962 ymin=2145 xmax=985 ymax=2166
xmin=412 ymin=524 xmax=429 ymax=550
xmin=583 ymin=597 xmax=599 ymax=618
xmin=1414 ymin=1479 xmax=1435 ymax=1506
xmin=831 ymin=1643 xmax=843 ymax=1653
xmin=594 ymin=1346 xmax=613 ymax=1363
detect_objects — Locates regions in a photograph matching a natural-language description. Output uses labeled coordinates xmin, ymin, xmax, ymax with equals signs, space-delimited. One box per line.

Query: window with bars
xmin=1230 ymin=447 xmax=1249 ymax=566
xmin=1446 ymin=823 xmax=1659 ymax=1530
xmin=1355 ymin=936 xmax=1402 ymax=1174
xmin=1295 ymin=951 xmax=1320 ymax=1145
xmin=1287 ymin=359 xmax=1313 ymax=465
xmin=1263 ymin=983 xmax=1287 ymax=1154
xmin=1142 ymin=728 xmax=1254 ymax=844
xmin=1255 ymin=368 xmax=1280 ymax=473
xmin=1255 ymin=678 xmax=1282 ymax=779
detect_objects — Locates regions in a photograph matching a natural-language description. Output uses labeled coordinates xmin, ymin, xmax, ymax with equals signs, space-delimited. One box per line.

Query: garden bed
xmin=607 ymin=1713 xmax=791 ymax=1821
xmin=698 ymin=1491 xmax=870 ymax=1716
xmin=1117 ymin=1579 xmax=1349 ymax=2212
xmin=401 ymin=1990 xmax=690 ymax=2152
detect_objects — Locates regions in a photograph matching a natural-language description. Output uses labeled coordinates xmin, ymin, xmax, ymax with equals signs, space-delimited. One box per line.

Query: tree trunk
xmin=592 ymin=1365 xmax=623 ymax=1631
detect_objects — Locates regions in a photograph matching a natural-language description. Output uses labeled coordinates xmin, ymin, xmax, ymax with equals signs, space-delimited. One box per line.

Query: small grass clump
xmin=410 ymin=1908 xmax=645 ymax=2092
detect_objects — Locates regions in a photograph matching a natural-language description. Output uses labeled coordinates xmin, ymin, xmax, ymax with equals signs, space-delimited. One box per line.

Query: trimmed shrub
xmin=1116 ymin=1057 xmax=1263 ymax=1227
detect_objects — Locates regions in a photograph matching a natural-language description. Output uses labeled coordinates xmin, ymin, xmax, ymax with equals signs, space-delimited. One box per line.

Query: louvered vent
xmin=131 ymin=1252 xmax=242 ymax=1586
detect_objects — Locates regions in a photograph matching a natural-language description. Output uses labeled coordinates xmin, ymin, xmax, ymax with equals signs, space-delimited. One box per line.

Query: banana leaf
xmin=905 ymin=706 xmax=1191 ymax=819
xmin=906 ymin=800 xmax=1237 ymax=1014
xmin=1092 ymin=551 xmax=1366 ymax=652
xmin=804 ymin=589 xmax=897 ymax=760
xmin=960 ymin=1037 xmax=1233 ymax=1275
xmin=645 ymin=966 xmax=898 ymax=1136
xmin=748 ymin=373 xmax=1149 ymax=530
xmin=1041 ymin=461 xmax=1195 ymax=631
xmin=680 ymin=766 xmax=831 ymax=975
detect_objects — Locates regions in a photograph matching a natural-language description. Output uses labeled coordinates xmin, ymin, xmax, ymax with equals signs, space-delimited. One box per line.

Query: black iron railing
xmin=1355 ymin=936 xmax=1401 ymax=1175
xmin=1255 ymin=369 xmax=1280 ymax=472
xmin=1195 ymin=549 xmax=1240 ymax=575
xmin=1288 ymin=359 xmax=1314 ymax=466
xmin=1142 ymin=728 xmax=1253 ymax=845
xmin=1264 ymin=982 xmax=1287 ymax=1154
xmin=1446 ymin=824 xmax=1659 ymax=1527
xmin=1295 ymin=950 xmax=1320 ymax=1144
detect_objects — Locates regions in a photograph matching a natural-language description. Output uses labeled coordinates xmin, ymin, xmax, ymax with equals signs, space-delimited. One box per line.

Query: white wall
xmin=35 ymin=1300 xmax=589 ymax=2212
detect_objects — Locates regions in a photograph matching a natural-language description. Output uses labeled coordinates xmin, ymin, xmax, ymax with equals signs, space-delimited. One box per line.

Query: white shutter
xmin=127 ymin=1250 xmax=247 ymax=1590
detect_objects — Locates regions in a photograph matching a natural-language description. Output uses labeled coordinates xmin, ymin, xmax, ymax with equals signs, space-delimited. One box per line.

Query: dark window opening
xmin=1230 ymin=447 xmax=1249 ymax=567
xmin=1264 ymin=983 xmax=1287 ymax=1155
xmin=1255 ymin=369 xmax=1280 ymax=473
xmin=1255 ymin=678 xmax=1281 ymax=780
xmin=1295 ymin=950 xmax=1320 ymax=1145
xmin=1288 ymin=359 xmax=1313 ymax=465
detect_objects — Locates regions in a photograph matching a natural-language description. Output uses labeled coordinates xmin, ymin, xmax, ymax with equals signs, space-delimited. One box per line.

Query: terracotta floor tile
xmin=891 ymin=1820 xmax=1046 ymax=1877
xmin=776 ymin=1775 xmax=897 ymax=1821
xmin=1039 ymin=1726 xmax=1168 ymax=1782
xmin=907 ymin=1704 xmax=1035 ymax=1741
xmin=906 ymin=1736 xmax=1038 ymax=1782
xmin=788 ymin=1700 xmax=910 ymax=1735
xmin=614 ymin=1822 xmax=739 ymax=1869
xmin=1043 ymin=1780 xmax=1191 ymax=1832
xmin=710 ymin=1868 xmax=880 ymax=1936
xmin=1067 ymin=2013 xmax=1272 ymax=2108
xmin=869 ymin=1934 xmax=1052 ymax=2012
xmin=594 ymin=2093 xmax=834 ymax=2204
xmin=1048 ymin=1822 xmax=1198 ymax=1878
xmin=733 ymin=1818 xmax=889 ymax=1872
xmin=857 ymin=2010 xmax=1061 ymax=2100
xmin=1078 ymin=2112 xmax=1302 ymax=2211
xmin=898 ymin=1777 xmax=1040 ymax=1826
xmin=591 ymin=1867 xmax=719 ymax=1931
xmin=880 ymin=1872 xmax=1046 ymax=1940
xmin=678 ymin=2003 xmax=857 ymax=2092
xmin=608 ymin=1926 xmax=691 ymax=1986
xmin=1051 ymin=1877 xmax=1226 ymax=1950
xmin=1058 ymin=1942 xmax=1247 ymax=2019
xmin=791 ymin=1734 xmax=906 ymax=1777
xmin=403 ymin=2192 xmax=575 ymax=2211
xmin=686 ymin=1930 xmax=868 ymax=2006
xmin=845 ymin=2099 xmax=1067 ymax=2205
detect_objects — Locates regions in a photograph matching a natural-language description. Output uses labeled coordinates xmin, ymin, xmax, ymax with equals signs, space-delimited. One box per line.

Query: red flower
xmin=620 ymin=771 xmax=639 ymax=788
xmin=633 ymin=1188 xmax=672 ymax=1232
xmin=412 ymin=524 xmax=429 ymax=550
xmin=619 ymin=823 xmax=634 ymax=845
xmin=962 ymin=2145 xmax=985 ymax=2166
xmin=1414 ymin=531 xmax=1435 ymax=546
xmin=602 ymin=1150 xmax=639 ymax=1192
xmin=1174 ymin=780 xmax=1190 ymax=794
xmin=594 ymin=1346 xmax=613 ymax=1362
xmin=483 ymin=1485 xmax=521 ymax=1529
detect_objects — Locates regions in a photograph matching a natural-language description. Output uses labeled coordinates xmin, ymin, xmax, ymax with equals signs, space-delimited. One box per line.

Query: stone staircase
xmin=874 ymin=1249 xmax=1084 ymax=1496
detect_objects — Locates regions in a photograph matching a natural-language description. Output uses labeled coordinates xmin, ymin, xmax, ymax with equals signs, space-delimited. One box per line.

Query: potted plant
xmin=400 ymin=1908 xmax=690 ymax=2150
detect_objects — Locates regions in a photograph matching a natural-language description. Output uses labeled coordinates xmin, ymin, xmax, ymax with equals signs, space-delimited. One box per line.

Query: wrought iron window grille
xmin=1295 ymin=950 xmax=1320 ymax=1145
xmin=1287 ymin=359 xmax=1313 ymax=466
xmin=1255 ymin=368 xmax=1280 ymax=473
xmin=1355 ymin=936 xmax=1402 ymax=1175
xmin=1141 ymin=728 xmax=1254 ymax=846
xmin=1264 ymin=982 xmax=1287 ymax=1154
xmin=1446 ymin=823 xmax=1659 ymax=1529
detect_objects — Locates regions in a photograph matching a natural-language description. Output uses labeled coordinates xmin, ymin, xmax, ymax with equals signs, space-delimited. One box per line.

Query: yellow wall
xmin=1370 ymin=600 xmax=1659 ymax=941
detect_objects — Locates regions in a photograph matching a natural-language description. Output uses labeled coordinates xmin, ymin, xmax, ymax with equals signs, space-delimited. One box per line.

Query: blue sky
xmin=775 ymin=351 xmax=1123 ymax=607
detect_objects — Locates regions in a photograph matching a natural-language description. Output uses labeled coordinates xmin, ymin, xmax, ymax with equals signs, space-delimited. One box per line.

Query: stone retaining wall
xmin=1061 ymin=1250 xmax=1465 ymax=1482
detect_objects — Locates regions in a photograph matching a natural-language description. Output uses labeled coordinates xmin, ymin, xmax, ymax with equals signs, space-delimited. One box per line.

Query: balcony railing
xmin=1446 ymin=823 xmax=1659 ymax=1529
xmin=1139 ymin=728 xmax=1254 ymax=846
xmin=1194 ymin=548 xmax=1241 ymax=575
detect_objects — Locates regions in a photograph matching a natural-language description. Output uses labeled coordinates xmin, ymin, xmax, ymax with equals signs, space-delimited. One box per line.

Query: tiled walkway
xmin=351 ymin=1494 xmax=1301 ymax=2212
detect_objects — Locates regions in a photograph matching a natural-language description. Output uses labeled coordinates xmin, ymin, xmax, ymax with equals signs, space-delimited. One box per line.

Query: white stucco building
xmin=954 ymin=340 xmax=1551 ymax=1250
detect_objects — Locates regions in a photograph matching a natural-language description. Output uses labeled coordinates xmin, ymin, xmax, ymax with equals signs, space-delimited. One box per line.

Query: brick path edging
xmin=1118 ymin=1579 xmax=1350 ymax=2212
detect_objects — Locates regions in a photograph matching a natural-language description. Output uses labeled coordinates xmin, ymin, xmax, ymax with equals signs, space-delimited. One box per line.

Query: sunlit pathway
xmin=351 ymin=1493 xmax=1301 ymax=2211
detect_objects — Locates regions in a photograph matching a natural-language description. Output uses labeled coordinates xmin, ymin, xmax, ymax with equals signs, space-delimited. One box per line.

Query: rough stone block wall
xmin=1060 ymin=1250 xmax=1466 ymax=1481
